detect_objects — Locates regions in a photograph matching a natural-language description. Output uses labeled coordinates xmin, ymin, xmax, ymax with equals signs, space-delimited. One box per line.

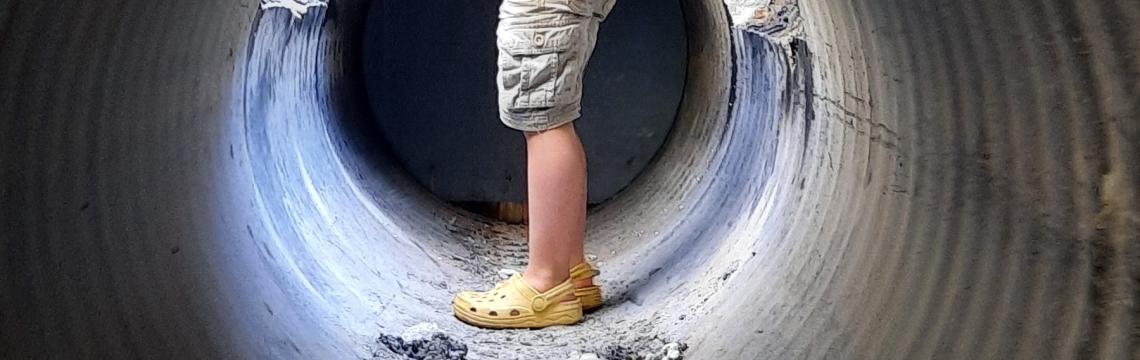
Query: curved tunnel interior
xmin=1 ymin=0 xmax=1137 ymax=359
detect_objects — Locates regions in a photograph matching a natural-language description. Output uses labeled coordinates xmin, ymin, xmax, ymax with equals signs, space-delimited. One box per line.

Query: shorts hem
xmin=499 ymin=106 xmax=581 ymax=132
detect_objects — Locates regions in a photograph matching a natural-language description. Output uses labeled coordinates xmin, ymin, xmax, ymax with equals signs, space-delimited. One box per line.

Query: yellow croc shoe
xmin=570 ymin=262 xmax=603 ymax=311
xmin=454 ymin=280 xmax=510 ymax=302
xmin=453 ymin=274 xmax=582 ymax=329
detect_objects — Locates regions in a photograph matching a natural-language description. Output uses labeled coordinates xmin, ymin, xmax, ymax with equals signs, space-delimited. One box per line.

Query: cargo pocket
xmin=497 ymin=24 xmax=581 ymax=111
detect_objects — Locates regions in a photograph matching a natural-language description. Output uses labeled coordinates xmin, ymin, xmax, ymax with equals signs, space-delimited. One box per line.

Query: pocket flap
xmin=502 ymin=0 xmax=595 ymax=17
xmin=497 ymin=25 xmax=579 ymax=55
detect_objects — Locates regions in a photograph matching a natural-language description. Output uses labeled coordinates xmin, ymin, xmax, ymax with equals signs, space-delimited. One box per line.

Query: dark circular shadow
xmin=362 ymin=0 xmax=687 ymax=204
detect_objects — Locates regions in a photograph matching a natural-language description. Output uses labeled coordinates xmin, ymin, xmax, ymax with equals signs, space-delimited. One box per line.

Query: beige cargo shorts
xmin=496 ymin=0 xmax=617 ymax=132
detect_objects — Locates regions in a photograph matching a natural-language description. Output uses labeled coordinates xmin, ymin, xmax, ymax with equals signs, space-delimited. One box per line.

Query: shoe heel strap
xmin=569 ymin=262 xmax=600 ymax=281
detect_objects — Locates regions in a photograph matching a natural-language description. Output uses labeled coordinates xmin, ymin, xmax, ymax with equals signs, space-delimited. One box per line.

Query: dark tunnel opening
xmin=359 ymin=0 xmax=689 ymax=211
xmin=0 ymin=0 xmax=1136 ymax=359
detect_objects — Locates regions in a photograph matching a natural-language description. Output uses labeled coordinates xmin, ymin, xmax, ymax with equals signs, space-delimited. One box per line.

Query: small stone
xmin=579 ymin=353 xmax=601 ymax=360
xmin=498 ymin=268 xmax=519 ymax=279
xmin=666 ymin=348 xmax=681 ymax=359
xmin=400 ymin=322 xmax=441 ymax=342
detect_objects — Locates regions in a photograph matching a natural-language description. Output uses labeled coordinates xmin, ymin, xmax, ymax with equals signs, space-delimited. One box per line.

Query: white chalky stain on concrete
xmin=260 ymin=0 xmax=328 ymax=19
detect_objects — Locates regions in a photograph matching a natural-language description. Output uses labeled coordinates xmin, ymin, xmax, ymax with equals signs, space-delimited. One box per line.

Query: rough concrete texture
xmin=722 ymin=0 xmax=804 ymax=42
xmin=0 ymin=0 xmax=1137 ymax=359
xmin=730 ymin=0 xmax=802 ymax=43
xmin=373 ymin=332 xmax=467 ymax=359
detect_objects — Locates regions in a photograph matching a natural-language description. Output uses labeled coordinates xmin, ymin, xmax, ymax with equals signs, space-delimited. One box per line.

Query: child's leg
xmin=493 ymin=3 xmax=607 ymax=293
xmin=452 ymin=0 xmax=610 ymax=329
xmin=523 ymin=124 xmax=588 ymax=292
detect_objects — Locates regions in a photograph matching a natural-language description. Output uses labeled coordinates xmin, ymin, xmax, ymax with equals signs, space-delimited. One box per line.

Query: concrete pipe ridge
xmin=0 ymin=0 xmax=1136 ymax=359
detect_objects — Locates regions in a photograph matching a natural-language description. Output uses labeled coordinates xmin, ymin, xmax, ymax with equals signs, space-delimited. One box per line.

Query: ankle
xmin=522 ymin=268 xmax=568 ymax=293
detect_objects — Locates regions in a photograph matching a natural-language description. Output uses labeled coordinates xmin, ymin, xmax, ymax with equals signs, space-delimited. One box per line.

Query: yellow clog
xmin=569 ymin=262 xmax=603 ymax=311
xmin=453 ymin=274 xmax=582 ymax=329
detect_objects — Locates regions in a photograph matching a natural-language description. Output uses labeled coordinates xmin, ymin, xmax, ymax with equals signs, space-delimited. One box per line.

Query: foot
xmin=459 ymin=263 xmax=601 ymax=309
xmin=453 ymin=274 xmax=582 ymax=329
xmin=455 ymin=270 xmax=577 ymax=306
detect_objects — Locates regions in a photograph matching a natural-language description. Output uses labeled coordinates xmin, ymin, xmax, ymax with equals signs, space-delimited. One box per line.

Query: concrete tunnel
xmin=1 ymin=0 xmax=1137 ymax=358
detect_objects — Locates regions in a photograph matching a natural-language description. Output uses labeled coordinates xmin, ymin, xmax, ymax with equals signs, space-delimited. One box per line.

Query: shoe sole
xmin=452 ymin=303 xmax=582 ymax=329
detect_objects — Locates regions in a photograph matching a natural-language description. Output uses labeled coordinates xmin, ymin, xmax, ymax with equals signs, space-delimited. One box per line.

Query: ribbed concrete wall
xmin=0 ymin=0 xmax=1136 ymax=359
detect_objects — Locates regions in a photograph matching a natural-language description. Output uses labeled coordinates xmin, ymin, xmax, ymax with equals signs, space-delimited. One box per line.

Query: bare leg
xmin=522 ymin=123 xmax=590 ymax=293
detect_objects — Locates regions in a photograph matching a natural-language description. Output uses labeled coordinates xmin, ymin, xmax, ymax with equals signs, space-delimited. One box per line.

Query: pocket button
xmin=533 ymin=33 xmax=547 ymax=48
